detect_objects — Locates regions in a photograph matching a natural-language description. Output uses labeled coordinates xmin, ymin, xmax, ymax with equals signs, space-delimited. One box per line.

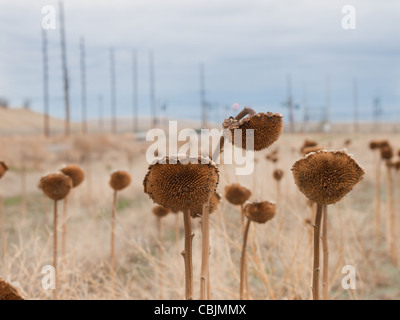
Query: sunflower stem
xmin=156 ymin=216 xmax=163 ymax=300
xmin=312 ymin=203 xmax=323 ymax=300
xmin=182 ymin=210 xmax=194 ymax=300
xmin=240 ymin=219 xmax=251 ymax=300
xmin=53 ymin=200 xmax=58 ymax=300
xmin=386 ymin=164 xmax=397 ymax=265
xmin=110 ymin=190 xmax=117 ymax=299
xmin=200 ymin=202 xmax=210 ymax=300
xmin=61 ymin=196 xmax=68 ymax=261
xmin=322 ymin=205 xmax=329 ymax=300
xmin=374 ymin=153 xmax=382 ymax=242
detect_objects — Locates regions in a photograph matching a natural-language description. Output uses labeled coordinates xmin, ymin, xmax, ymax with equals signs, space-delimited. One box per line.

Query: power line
xmin=353 ymin=77 xmax=359 ymax=133
xmin=98 ymin=94 xmax=103 ymax=132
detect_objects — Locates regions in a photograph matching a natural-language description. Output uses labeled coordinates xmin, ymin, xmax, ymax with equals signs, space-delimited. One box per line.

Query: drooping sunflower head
xmin=222 ymin=112 xmax=283 ymax=151
xmin=291 ymin=150 xmax=365 ymax=205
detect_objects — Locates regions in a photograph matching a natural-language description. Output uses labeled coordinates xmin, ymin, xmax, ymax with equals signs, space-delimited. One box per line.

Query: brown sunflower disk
xmin=191 ymin=192 xmax=221 ymax=218
xmin=244 ymin=201 xmax=276 ymax=224
xmin=292 ymin=150 xmax=365 ymax=206
xmin=0 ymin=161 xmax=9 ymax=179
xmin=110 ymin=170 xmax=132 ymax=191
xmin=223 ymin=112 xmax=283 ymax=151
xmin=302 ymin=145 xmax=324 ymax=156
xmin=61 ymin=165 xmax=85 ymax=187
xmin=0 ymin=278 xmax=24 ymax=300
xmin=273 ymin=169 xmax=284 ymax=181
xmin=152 ymin=205 xmax=170 ymax=218
xmin=39 ymin=173 xmax=73 ymax=201
xmin=224 ymin=184 xmax=251 ymax=206
xmin=143 ymin=155 xmax=219 ymax=212
xmin=380 ymin=146 xmax=393 ymax=160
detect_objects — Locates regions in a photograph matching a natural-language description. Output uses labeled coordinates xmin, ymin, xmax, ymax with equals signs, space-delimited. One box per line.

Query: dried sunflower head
xmin=300 ymin=139 xmax=318 ymax=154
xmin=143 ymin=155 xmax=219 ymax=213
xmin=369 ymin=140 xmax=380 ymax=150
xmin=191 ymin=191 xmax=221 ymax=218
xmin=266 ymin=154 xmax=279 ymax=163
xmin=303 ymin=139 xmax=318 ymax=148
xmin=379 ymin=140 xmax=390 ymax=149
xmin=224 ymin=183 xmax=251 ymax=206
xmin=39 ymin=173 xmax=73 ymax=201
xmin=273 ymin=169 xmax=284 ymax=181
xmin=244 ymin=201 xmax=276 ymax=224
xmin=60 ymin=165 xmax=85 ymax=188
xmin=223 ymin=112 xmax=283 ymax=151
xmin=0 ymin=161 xmax=9 ymax=179
xmin=380 ymin=146 xmax=393 ymax=160
xmin=291 ymin=150 xmax=365 ymax=205
xmin=110 ymin=170 xmax=131 ymax=191
xmin=152 ymin=205 xmax=170 ymax=218
xmin=0 ymin=278 xmax=24 ymax=300
xmin=265 ymin=149 xmax=279 ymax=163
xmin=302 ymin=146 xmax=324 ymax=156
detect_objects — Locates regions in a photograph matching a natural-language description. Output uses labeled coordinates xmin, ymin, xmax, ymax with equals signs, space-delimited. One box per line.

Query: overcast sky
xmin=0 ymin=0 xmax=399 ymax=123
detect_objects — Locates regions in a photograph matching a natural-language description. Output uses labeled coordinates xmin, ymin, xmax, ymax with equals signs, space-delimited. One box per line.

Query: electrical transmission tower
xmin=59 ymin=0 xmax=70 ymax=137
xmin=132 ymin=50 xmax=138 ymax=132
xmin=200 ymin=63 xmax=207 ymax=128
xmin=286 ymin=74 xmax=295 ymax=133
xmin=80 ymin=37 xmax=87 ymax=134
xmin=149 ymin=51 xmax=157 ymax=128
xmin=353 ymin=78 xmax=359 ymax=133
xmin=110 ymin=48 xmax=117 ymax=134
xmin=42 ymin=28 xmax=49 ymax=137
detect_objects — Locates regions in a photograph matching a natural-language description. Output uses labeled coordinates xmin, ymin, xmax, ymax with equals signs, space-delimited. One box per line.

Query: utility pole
xmin=132 ymin=50 xmax=138 ymax=132
xmin=353 ymin=78 xmax=359 ymax=133
xmin=59 ymin=0 xmax=70 ymax=137
xmin=302 ymin=83 xmax=308 ymax=132
xmin=110 ymin=48 xmax=117 ymax=134
xmin=80 ymin=37 xmax=87 ymax=134
xmin=326 ymin=75 xmax=331 ymax=128
xmin=200 ymin=63 xmax=207 ymax=128
xmin=42 ymin=28 xmax=49 ymax=138
xmin=98 ymin=95 xmax=103 ymax=132
xmin=287 ymin=74 xmax=294 ymax=133
xmin=149 ymin=51 xmax=156 ymax=128
xmin=373 ymin=96 xmax=382 ymax=132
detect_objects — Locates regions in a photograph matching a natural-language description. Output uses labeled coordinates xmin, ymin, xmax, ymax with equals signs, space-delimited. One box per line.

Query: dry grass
xmin=0 ymin=131 xmax=400 ymax=300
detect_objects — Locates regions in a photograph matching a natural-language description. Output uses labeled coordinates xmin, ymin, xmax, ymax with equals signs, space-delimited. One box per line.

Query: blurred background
xmin=0 ymin=0 xmax=399 ymax=134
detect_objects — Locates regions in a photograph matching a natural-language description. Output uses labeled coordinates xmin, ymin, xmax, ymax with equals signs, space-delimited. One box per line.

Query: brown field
xmin=0 ymin=110 xmax=400 ymax=300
